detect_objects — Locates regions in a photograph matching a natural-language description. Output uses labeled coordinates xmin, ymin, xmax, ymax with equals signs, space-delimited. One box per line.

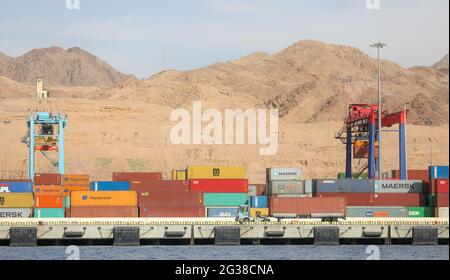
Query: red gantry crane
xmin=336 ymin=104 xmax=409 ymax=179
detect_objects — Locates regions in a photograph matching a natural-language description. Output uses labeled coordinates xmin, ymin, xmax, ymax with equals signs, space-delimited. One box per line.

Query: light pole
xmin=3 ymin=120 xmax=11 ymax=174
xmin=370 ymin=42 xmax=387 ymax=180
xmin=426 ymin=118 xmax=433 ymax=166
xmin=404 ymin=103 xmax=409 ymax=180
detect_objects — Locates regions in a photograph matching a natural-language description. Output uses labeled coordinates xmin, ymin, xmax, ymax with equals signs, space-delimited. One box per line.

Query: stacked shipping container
xmin=0 ymin=165 xmax=448 ymax=219
xmin=70 ymin=175 xmax=138 ymax=217
xmin=267 ymin=168 xmax=303 ymax=217
xmin=315 ymin=178 xmax=431 ymax=218
xmin=428 ymin=166 xmax=449 ymax=218
xmin=112 ymin=172 xmax=204 ymax=217
xmin=62 ymin=174 xmax=90 ymax=216
xmin=0 ymin=180 xmax=34 ymax=218
xmin=33 ymin=174 xmax=65 ymax=218
xmin=267 ymin=168 xmax=347 ymax=218
xmin=187 ymin=166 xmax=248 ymax=218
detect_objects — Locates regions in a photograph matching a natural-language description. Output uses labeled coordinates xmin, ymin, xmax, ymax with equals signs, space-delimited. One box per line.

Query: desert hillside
xmin=0 ymin=47 xmax=127 ymax=87
xmin=98 ymin=40 xmax=449 ymax=125
xmin=0 ymin=40 xmax=448 ymax=181
xmin=432 ymin=54 xmax=449 ymax=75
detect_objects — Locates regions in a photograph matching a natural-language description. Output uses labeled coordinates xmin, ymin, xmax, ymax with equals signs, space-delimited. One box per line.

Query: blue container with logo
xmin=89 ymin=181 xmax=130 ymax=191
xmin=250 ymin=196 xmax=268 ymax=208
xmin=429 ymin=166 xmax=449 ymax=179
xmin=0 ymin=181 xmax=33 ymax=193
xmin=206 ymin=207 xmax=240 ymax=218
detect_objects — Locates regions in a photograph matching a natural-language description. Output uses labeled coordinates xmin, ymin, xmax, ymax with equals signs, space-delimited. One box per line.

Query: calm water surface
xmin=0 ymin=245 xmax=448 ymax=260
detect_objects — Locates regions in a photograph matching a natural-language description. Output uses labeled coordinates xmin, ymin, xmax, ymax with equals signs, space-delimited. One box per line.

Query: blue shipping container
xmin=206 ymin=207 xmax=240 ymax=218
xmin=250 ymin=196 xmax=268 ymax=208
xmin=315 ymin=179 xmax=374 ymax=193
xmin=0 ymin=181 xmax=33 ymax=193
xmin=89 ymin=181 xmax=130 ymax=191
xmin=429 ymin=166 xmax=449 ymax=179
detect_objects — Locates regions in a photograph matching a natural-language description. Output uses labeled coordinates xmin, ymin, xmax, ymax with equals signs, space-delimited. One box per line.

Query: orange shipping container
xmin=34 ymin=195 xmax=64 ymax=208
xmin=33 ymin=185 xmax=64 ymax=196
xmin=71 ymin=191 xmax=137 ymax=207
xmin=62 ymin=174 xmax=90 ymax=187
xmin=62 ymin=185 xmax=90 ymax=196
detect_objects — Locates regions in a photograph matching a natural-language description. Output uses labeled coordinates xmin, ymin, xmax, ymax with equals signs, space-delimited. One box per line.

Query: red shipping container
xmin=431 ymin=179 xmax=449 ymax=193
xmin=70 ymin=206 xmax=138 ymax=218
xmin=34 ymin=195 xmax=63 ymax=208
xmin=436 ymin=192 xmax=449 ymax=207
xmin=372 ymin=193 xmax=425 ymax=207
xmin=139 ymin=206 xmax=205 ymax=218
xmin=131 ymin=180 xmax=189 ymax=192
xmin=390 ymin=170 xmax=429 ymax=182
xmin=138 ymin=190 xmax=203 ymax=206
xmin=269 ymin=196 xmax=346 ymax=216
xmin=112 ymin=172 xmax=162 ymax=182
xmin=34 ymin=174 xmax=61 ymax=185
xmin=316 ymin=193 xmax=374 ymax=206
xmin=65 ymin=208 xmax=71 ymax=218
xmin=189 ymin=179 xmax=248 ymax=193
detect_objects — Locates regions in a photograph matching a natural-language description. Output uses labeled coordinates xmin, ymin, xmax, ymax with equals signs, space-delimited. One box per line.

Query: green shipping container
xmin=204 ymin=193 xmax=248 ymax=207
xmin=408 ymin=207 xmax=434 ymax=218
xmin=63 ymin=196 xmax=71 ymax=208
xmin=428 ymin=194 xmax=436 ymax=207
xmin=34 ymin=208 xmax=65 ymax=218
xmin=337 ymin=173 xmax=368 ymax=179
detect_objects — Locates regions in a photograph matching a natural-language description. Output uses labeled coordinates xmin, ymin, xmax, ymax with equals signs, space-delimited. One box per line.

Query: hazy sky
xmin=0 ymin=0 xmax=448 ymax=78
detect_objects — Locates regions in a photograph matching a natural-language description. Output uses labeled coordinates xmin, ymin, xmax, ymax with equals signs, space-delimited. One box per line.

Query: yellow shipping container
xmin=176 ymin=170 xmax=187 ymax=180
xmin=62 ymin=174 xmax=90 ymax=187
xmin=250 ymin=208 xmax=269 ymax=217
xmin=187 ymin=166 xmax=246 ymax=179
xmin=0 ymin=193 xmax=33 ymax=208
xmin=71 ymin=191 xmax=137 ymax=207
xmin=172 ymin=170 xmax=187 ymax=180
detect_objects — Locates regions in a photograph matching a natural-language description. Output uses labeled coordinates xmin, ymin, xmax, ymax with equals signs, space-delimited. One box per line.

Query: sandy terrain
xmin=0 ymin=97 xmax=447 ymax=182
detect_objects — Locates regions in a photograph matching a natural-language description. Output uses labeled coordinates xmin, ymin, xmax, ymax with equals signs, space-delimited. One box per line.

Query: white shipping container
xmin=267 ymin=168 xmax=302 ymax=181
xmin=435 ymin=207 xmax=449 ymax=218
xmin=0 ymin=208 xmax=33 ymax=218
xmin=374 ymin=180 xmax=424 ymax=193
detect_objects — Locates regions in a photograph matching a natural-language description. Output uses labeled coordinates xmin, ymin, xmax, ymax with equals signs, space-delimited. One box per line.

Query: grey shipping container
xmin=305 ymin=179 xmax=314 ymax=194
xmin=267 ymin=168 xmax=302 ymax=181
xmin=374 ymin=180 xmax=424 ymax=193
xmin=268 ymin=181 xmax=305 ymax=195
xmin=248 ymin=185 xmax=257 ymax=196
xmin=435 ymin=207 xmax=449 ymax=218
xmin=206 ymin=207 xmax=240 ymax=218
xmin=315 ymin=179 xmax=374 ymax=193
xmin=0 ymin=208 xmax=33 ymax=218
xmin=346 ymin=207 xmax=409 ymax=218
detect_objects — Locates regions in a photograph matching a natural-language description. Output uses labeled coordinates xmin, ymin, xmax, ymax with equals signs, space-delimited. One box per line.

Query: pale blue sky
xmin=0 ymin=0 xmax=448 ymax=78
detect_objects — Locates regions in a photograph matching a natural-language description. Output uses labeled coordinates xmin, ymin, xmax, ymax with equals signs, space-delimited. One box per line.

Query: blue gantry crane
xmin=22 ymin=112 xmax=68 ymax=182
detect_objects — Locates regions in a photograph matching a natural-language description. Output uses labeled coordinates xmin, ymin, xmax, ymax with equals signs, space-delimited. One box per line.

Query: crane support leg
xmin=368 ymin=123 xmax=376 ymax=179
xmin=399 ymin=122 xmax=407 ymax=180
xmin=345 ymin=125 xmax=352 ymax=178
xmin=28 ymin=117 xmax=35 ymax=182
xmin=58 ymin=118 xmax=64 ymax=174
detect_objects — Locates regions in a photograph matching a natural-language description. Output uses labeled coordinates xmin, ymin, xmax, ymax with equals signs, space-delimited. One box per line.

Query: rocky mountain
xmin=0 ymin=47 xmax=126 ymax=87
xmin=104 ymin=40 xmax=449 ymax=125
xmin=432 ymin=54 xmax=449 ymax=74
